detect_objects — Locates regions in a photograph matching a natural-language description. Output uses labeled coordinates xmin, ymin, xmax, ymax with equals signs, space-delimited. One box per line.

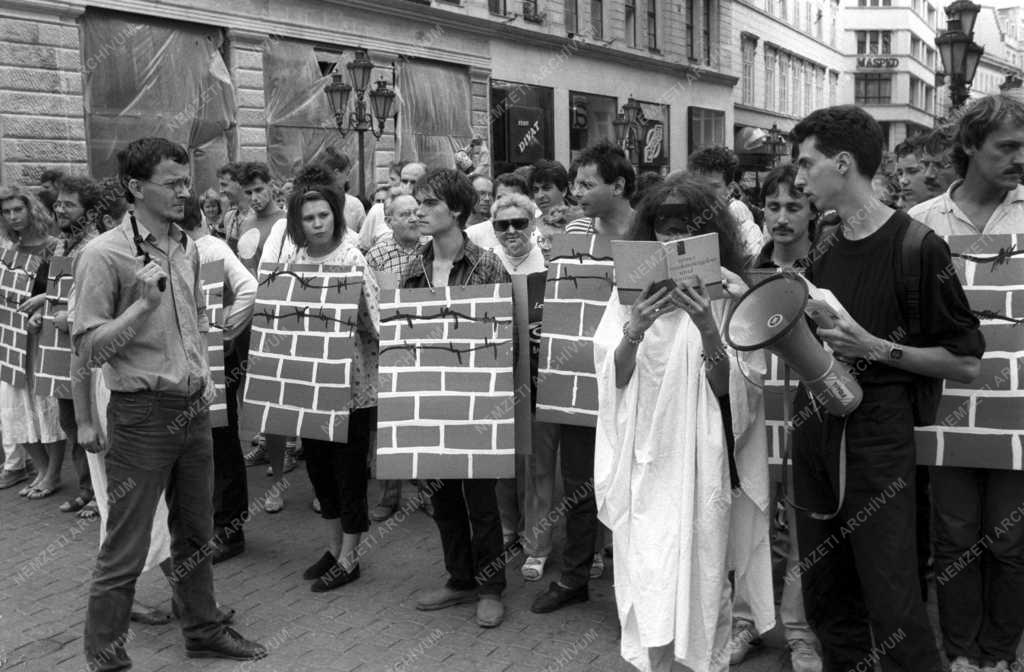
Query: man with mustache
xmin=916 ymin=125 xmax=959 ymax=201
xmin=908 ymin=94 xmax=1024 ymax=672
xmin=51 ymin=175 xmax=105 ymax=515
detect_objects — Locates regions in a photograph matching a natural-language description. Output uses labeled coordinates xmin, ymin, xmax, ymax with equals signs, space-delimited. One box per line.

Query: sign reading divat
xmin=242 ymin=264 xmax=362 ymax=442
xmin=916 ymin=234 xmax=1024 ymax=471
xmin=376 ymin=284 xmax=515 ymax=480
xmin=201 ymin=260 xmax=228 ymax=428
xmin=535 ymin=235 xmax=614 ymax=427
xmin=35 ymin=256 xmax=74 ymax=398
xmin=0 ymin=249 xmax=41 ymax=388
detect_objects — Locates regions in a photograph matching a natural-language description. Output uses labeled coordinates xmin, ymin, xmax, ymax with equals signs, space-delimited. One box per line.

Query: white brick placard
xmin=0 ymin=248 xmax=41 ymax=388
xmin=201 ymin=260 xmax=227 ymax=428
xmin=35 ymin=255 xmax=73 ymax=398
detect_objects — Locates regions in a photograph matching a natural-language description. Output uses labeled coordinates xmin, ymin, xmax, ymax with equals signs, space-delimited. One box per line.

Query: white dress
xmin=593 ymin=293 xmax=733 ymax=672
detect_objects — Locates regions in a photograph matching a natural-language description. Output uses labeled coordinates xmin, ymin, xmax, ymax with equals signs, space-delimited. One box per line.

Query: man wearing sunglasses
xmin=74 ymin=137 xmax=267 ymax=669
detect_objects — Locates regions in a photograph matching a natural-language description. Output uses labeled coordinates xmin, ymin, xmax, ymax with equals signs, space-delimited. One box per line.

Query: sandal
xmin=60 ymin=495 xmax=92 ymax=513
xmin=78 ymin=501 xmax=99 ymax=520
xmin=521 ymin=556 xmax=548 ymax=582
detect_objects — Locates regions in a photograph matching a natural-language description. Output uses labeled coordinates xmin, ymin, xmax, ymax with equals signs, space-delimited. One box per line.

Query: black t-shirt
xmin=806 ymin=210 xmax=984 ymax=386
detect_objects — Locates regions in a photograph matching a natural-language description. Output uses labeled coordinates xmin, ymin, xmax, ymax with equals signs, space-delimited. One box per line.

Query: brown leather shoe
xmin=476 ymin=595 xmax=504 ymax=628
xmin=186 ymin=626 xmax=267 ymax=661
xmin=415 ymin=585 xmax=478 ymax=611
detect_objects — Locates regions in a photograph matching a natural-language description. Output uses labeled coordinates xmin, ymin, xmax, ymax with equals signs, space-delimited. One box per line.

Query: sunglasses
xmin=492 ymin=218 xmax=531 ymax=232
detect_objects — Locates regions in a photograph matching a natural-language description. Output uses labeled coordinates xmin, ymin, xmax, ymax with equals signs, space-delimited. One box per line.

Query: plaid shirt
xmin=402 ymin=234 xmax=510 ymax=288
xmin=365 ymin=234 xmax=421 ymax=277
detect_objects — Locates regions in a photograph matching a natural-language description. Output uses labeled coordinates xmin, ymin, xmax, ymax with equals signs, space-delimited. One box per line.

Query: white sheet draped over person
xmin=592 ymin=172 xmax=774 ymax=672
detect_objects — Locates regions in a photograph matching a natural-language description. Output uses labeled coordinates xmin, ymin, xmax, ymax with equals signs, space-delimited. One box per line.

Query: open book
xmin=611 ymin=233 xmax=724 ymax=304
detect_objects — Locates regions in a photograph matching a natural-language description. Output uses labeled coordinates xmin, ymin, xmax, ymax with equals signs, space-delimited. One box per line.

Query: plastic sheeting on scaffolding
xmin=395 ymin=60 xmax=475 ymax=173
xmin=81 ymin=9 xmax=236 ymax=190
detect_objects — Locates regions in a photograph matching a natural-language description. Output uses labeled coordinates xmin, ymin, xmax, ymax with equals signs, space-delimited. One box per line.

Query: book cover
xmin=612 ymin=233 xmax=724 ymax=304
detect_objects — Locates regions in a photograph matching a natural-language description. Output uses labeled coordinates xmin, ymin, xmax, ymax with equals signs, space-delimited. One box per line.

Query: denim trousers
xmin=793 ymin=384 xmax=942 ymax=672
xmin=83 ymin=390 xmax=223 ymax=671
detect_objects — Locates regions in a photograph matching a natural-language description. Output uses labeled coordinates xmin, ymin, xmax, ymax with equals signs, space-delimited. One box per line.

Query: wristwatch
xmin=887 ymin=343 xmax=904 ymax=361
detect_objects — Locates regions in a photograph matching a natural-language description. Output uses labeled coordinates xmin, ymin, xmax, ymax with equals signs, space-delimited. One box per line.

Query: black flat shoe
xmin=530 ymin=581 xmax=589 ymax=614
xmin=311 ymin=563 xmax=360 ymax=592
xmin=302 ymin=551 xmax=337 ymax=580
xmin=186 ymin=626 xmax=267 ymax=661
xmin=211 ymin=539 xmax=245 ymax=565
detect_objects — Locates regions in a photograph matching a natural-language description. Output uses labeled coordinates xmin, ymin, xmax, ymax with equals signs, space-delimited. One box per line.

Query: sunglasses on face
xmin=492 ymin=218 xmax=531 ymax=232
xmin=652 ymin=204 xmax=695 ymax=235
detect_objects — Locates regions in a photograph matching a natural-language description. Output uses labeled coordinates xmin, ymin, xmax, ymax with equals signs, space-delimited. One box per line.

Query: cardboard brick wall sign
xmin=35 ymin=256 xmax=74 ymax=398
xmin=376 ymin=283 xmax=515 ymax=480
xmin=915 ymin=234 xmax=1024 ymax=471
xmin=201 ymin=260 xmax=228 ymax=428
xmin=0 ymin=248 xmax=42 ymax=388
xmin=242 ymin=263 xmax=362 ymax=442
xmin=535 ymin=234 xmax=614 ymax=427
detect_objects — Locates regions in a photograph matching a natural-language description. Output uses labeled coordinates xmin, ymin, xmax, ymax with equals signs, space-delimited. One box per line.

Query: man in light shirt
xmin=909 ymin=94 xmax=1024 ymax=236
xmin=357 ymin=162 xmax=427 ymax=253
xmin=563 ymin=140 xmax=636 ymax=237
xmin=687 ymin=145 xmax=765 ymax=258
xmin=908 ymin=93 xmax=1024 ymax=672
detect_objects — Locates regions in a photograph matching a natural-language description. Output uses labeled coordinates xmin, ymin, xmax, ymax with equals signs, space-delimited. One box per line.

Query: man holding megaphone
xmin=780 ymin=106 xmax=985 ymax=672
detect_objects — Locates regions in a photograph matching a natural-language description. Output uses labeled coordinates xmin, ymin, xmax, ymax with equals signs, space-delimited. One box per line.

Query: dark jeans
xmin=931 ymin=466 xmax=1024 ymax=665
xmin=431 ymin=478 xmax=506 ymax=596
xmin=57 ymin=397 xmax=92 ymax=500
xmin=212 ymin=332 xmax=249 ymax=545
xmin=915 ymin=465 xmax=932 ymax=601
xmin=554 ymin=424 xmax=598 ymax=590
xmin=304 ymin=407 xmax=373 ymax=532
xmin=84 ymin=390 xmax=223 ymax=672
xmin=792 ymin=383 xmax=942 ymax=672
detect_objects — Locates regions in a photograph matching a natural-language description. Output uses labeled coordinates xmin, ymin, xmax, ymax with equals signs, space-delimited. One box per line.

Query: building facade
xmin=967 ymin=5 xmax=1024 ymax=99
xmin=0 ymin=0 xmax=738 ymax=194
xmin=841 ymin=0 xmax=943 ymax=149
xmin=730 ymin=0 xmax=850 ymax=175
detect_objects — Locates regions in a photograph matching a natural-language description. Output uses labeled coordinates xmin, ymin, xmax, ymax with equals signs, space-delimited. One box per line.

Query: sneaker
xmin=590 ymin=552 xmax=605 ymax=579
xmin=476 ymin=594 xmax=504 ymax=628
xmin=243 ymin=437 xmax=267 ymax=467
xmin=788 ymin=640 xmax=822 ymax=672
xmin=521 ymin=556 xmax=547 ymax=582
xmin=0 ymin=467 xmax=31 ymax=489
xmin=370 ymin=504 xmax=397 ymax=522
xmin=727 ymin=619 xmax=761 ymax=665
xmin=952 ymin=657 xmax=982 ymax=672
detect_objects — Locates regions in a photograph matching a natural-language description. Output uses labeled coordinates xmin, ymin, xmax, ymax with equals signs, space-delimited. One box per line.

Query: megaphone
xmin=725 ymin=273 xmax=862 ymax=417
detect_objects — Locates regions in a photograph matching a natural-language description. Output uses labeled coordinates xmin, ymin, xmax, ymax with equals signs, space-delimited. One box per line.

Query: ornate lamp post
xmin=323 ymin=48 xmax=397 ymax=198
xmin=612 ymin=97 xmax=644 ymax=166
xmin=765 ymin=123 xmax=787 ymax=168
xmin=935 ymin=0 xmax=984 ymax=110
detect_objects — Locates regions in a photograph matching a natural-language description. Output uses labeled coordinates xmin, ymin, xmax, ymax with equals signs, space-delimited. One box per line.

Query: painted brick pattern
xmin=201 ymin=261 xmax=228 ymax=428
xmin=35 ymin=256 xmax=73 ymax=398
xmin=376 ymin=283 xmax=515 ymax=480
xmin=535 ymin=235 xmax=614 ymax=427
xmin=916 ymin=234 xmax=1024 ymax=471
xmin=242 ymin=263 xmax=361 ymax=442
xmin=761 ymin=235 xmax=1024 ymax=474
xmin=0 ymin=249 xmax=40 ymax=388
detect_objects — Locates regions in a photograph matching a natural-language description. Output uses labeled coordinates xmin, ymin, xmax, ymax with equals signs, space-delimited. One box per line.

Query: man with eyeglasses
xmin=75 ymin=137 xmax=267 ymax=669
xmin=357 ymin=163 xmax=428 ymax=253
xmin=466 ymin=175 xmax=494 ymax=228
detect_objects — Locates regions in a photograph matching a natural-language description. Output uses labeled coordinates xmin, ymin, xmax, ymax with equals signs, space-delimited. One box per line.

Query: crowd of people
xmin=0 ymin=91 xmax=1022 ymax=672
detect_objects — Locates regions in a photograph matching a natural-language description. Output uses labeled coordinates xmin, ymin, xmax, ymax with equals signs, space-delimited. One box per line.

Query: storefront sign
xmin=857 ymin=56 xmax=900 ymax=69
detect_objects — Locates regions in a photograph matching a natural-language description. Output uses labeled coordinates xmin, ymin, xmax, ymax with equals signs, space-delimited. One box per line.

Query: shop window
xmin=688 ymin=107 xmax=725 ymax=151
xmin=491 ymin=80 xmax=554 ymax=166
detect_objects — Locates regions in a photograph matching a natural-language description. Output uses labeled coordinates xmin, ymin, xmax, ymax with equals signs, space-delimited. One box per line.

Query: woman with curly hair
xmin=0 ymin=185 xmax=65 ymax=499
xmin=593 ymin=174 xmax=772 ymax=672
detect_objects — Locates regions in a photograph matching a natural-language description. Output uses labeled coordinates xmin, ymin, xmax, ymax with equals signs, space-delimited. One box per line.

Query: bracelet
xmin=622 ymin=321 xmax=644 ymax=345
xmin=701 ymin=345 xmax=729 ymax=369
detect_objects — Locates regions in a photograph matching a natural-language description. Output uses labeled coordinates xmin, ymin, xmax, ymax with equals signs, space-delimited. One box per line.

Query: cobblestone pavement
xmin=2 ymin=456 xmax=803 ymax=672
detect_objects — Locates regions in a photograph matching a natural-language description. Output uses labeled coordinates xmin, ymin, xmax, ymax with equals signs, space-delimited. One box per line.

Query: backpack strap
xmin=897 ymin=217 xmax=932 ymax=341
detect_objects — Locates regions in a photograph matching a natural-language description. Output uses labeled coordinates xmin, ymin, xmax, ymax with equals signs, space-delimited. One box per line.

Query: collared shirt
xmin=402 ymin=233 xmax=510 ymax=289
xmin=54 ymin=225 xmax=99 ymax=259
xmin=365 ymin=233 xmax=421 ymax=277
xmin=751 ymin=240 xmax=811 ymax=270
xmin=72 ymin=216 xmax=209 ymax=395
xmin=908 ymin=182 xmax=1024 ymax=235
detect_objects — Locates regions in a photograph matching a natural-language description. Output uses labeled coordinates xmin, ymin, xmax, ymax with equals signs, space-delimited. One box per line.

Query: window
xmin=805 ymin=2 xmax=812 ymax=32
xmin=925 ymin=83 xmax=934 ymax=115
xmin=779 ymin=54 xmax=790 ymax=114
xmin=815 ymin=67 xmax=825 ymax=109
xmin=765 ymin=48 xmax=777 ymax=111
xmin=625 ymin=0 xmax=637 ymax=47
xmin=803 ymin=62 xmax=813 ymax=115
xmin=647 ymin=0 xmax=658 ymax=49
xmin=927 ymin=5 xmax=936 ymax=28
xmin=795 ymin=2 xmax=800 ymax=27
xmin=815 ymin=4 xmax=823 ymax=39
xmin=489 ymin=0 xmax=507 ymax=14
xmin=566 ymin=0 xmax=578 ymax=33
xmin=686 ymin=0 xmax=695 ymax=59
xmin=858 ymin=0 xmax=892 ymax=5
xmin=688 ymin=106 xmax=725 ymax=150
xmin=910 ymin=76 xmax=922 ymax=108
xmin=830 ymin=0 xmax=838 ymax=46
xmin=855 ymin=74 xmax=892 ymax=104
xmin=779 ymin=0 xmax=788 ymax=21
xmin=741 ymin=37 xmax=756 ymax=105
xmin=703 ymin=0 xmax=712 ymax=66
xmin=829 ymin=70 xmax=839 ymax=106
xmin=856 ymin=30 xmax=892 ymax=55
xmin=911 ymin=35 xmax=921 ymax=61
xmin=590 ymin=0 xmax=604 ymax=38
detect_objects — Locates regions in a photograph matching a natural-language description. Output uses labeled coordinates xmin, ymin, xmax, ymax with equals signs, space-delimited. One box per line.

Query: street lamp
xmin=324 ymin=48 xmax=397 ymax=198
xmin=935 ymin=0 xmax=984 ymax=110
xmin=612 ymin=97 xmax=644 ymax=165
xmin=765 ymin=123 xmax=787 ymax=167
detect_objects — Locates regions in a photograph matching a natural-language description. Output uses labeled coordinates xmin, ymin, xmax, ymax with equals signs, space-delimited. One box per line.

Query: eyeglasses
xmin=492 ymin=218 xmax=531 ymax=232
xmin=143 ymin=177 xmax=192 ymax=193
